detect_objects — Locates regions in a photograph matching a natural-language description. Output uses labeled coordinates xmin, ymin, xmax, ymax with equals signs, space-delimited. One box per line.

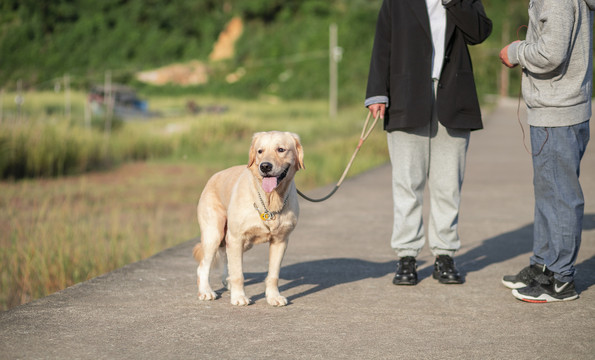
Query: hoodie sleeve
xmin=507 ymin=2 xmax=575 ymax=74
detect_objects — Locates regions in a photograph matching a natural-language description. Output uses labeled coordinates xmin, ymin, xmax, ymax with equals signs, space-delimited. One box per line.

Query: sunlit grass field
xmin=0 ymin=91 xmax=389 ymax=310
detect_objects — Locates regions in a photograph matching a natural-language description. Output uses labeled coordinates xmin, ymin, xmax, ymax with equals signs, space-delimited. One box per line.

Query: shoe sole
xmin=501 ymin=279 xmax=527 ymax=289
xmin=436 ymin=278 xmax=463 ymax=284
xmin=511 ymin=289 xmax=579 ymax=303
xmin=433 ymin=273 xmax=463 ymax=284
xmin=393 ymin=281 xmax=417 ymax=286
xmin=393 ymin=279 xmax=417 ymax=285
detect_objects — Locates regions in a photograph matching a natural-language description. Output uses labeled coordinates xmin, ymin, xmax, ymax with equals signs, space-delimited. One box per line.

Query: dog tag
xmin=260 ymin=212 xmax=270 ymax=221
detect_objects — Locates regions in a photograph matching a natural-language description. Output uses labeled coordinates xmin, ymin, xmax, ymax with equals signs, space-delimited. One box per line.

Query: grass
xmin=0 ymin=163 xmax=205 ymax=308
xmin=0 ymin=91 xmax=389 ymax=311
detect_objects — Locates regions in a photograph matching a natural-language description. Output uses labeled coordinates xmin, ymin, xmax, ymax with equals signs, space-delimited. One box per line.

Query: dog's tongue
xmin=262 ymin=177 xmax=278 ymax=193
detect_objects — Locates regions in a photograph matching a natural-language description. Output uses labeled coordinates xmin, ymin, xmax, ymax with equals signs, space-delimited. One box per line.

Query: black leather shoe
xmin=393 ymin=256 xmax=418 ymax=285
xmin=433 ymin=255 xmax=463 ymax=284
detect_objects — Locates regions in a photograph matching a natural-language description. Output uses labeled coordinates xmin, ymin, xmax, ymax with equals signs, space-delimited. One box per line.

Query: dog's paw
xmin=230 ymin=294 xmax=251 ymax=306
xmin=198 ymin=290 xmax=217 ymax=301
xmin=266 ymin=294 xmax=288 ymax=307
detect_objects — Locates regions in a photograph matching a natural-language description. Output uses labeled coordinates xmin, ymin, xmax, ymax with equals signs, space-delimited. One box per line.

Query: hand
xmin=368 ymin=103 xmax=386 ymax=120
xmin=500 ymin=41 xmax=519 ymax=68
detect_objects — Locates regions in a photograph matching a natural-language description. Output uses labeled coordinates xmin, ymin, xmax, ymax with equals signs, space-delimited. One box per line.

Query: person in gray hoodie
xmin=499 ymin=0 xmax=594 ymax=302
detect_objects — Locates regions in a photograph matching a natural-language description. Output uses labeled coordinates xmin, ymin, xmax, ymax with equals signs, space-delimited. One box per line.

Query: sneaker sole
xmin=501 ymin=279 xmax=527 ymax=289
xmin=511 ymin=290 xmax=579 ymax=303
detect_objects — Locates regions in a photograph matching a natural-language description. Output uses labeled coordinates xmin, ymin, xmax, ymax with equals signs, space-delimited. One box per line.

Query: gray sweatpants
xmin=386 ymin=80 xmax=470 ymax=258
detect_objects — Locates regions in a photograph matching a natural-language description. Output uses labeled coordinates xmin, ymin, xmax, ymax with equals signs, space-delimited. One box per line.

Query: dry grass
xmin=0 ymin=162 xmax=209 ymax=310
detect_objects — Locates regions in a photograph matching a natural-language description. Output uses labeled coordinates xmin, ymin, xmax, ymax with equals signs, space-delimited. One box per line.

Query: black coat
xmin=366 ymin=0 xmax=492 ymax=131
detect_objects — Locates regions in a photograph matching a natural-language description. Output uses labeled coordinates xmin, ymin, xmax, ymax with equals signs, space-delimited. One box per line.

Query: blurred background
xmin=0 ymin=1 xmax=527 ymax=105
xmin=0 ymin=0 xmax=529 ymax=310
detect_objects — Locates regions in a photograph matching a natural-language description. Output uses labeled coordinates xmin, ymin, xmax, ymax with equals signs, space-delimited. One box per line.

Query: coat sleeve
xmin=365 ymin=0 xmax=392 ymax=100
xmin=443 ymin=0 xmax=492 ymax=45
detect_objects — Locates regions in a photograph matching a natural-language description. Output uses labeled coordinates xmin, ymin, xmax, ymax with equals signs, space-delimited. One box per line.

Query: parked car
xmin=88 ymin=84 xmax=157 ymax=119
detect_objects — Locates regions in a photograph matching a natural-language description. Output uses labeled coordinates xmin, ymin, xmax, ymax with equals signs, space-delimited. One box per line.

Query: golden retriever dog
xmin=193 ymin=131 xmax=304 ymax=306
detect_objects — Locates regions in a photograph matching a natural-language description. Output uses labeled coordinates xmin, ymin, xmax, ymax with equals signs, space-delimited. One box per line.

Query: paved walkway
xmin=1 ymin=99 xmax=594 ymax=359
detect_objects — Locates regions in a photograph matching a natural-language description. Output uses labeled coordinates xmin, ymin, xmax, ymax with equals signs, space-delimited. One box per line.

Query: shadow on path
xmin=239 ymin=258 xmax=394 ymax=304
xmin=215 ymin=214 xmax=595 ymax=302
xmin=448 ymin=213 xmax=595 ymax=291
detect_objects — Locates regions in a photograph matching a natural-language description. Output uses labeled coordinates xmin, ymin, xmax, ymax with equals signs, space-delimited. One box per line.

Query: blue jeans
xmin=530 ymin=121 xmax=590 ymax=282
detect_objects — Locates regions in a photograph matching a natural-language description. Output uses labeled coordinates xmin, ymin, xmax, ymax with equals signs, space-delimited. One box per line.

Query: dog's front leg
xmin=266 ymin=240 xmax=288 ymax=306
xmin=226 ymin=240 xmax=250 ymax=306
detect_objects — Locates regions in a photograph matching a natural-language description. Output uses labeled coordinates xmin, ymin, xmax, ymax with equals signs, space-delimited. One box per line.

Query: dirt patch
xmin=136 ymin=61 xmax=209 ymax=86
xmin=136 ymin=16 xmax=244 ymax=86
xmin=209 ymin=16 xmax=243 ymax=62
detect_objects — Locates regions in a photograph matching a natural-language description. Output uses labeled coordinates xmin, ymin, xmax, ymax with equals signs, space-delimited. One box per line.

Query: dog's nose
xmin=260 ymin=162 xmax=273 ymax=174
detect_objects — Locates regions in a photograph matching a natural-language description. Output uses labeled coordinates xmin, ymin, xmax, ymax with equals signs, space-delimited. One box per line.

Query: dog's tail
xmin=192 ymin=242 xmax=204 ymax=262
xmin=193 ymin=241 xmax=225 ymax=264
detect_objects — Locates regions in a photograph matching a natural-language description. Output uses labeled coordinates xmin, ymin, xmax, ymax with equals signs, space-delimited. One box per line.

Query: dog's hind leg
xmin=197 ymin=191 xmax=228 ymax=301
xmin=196 ymin=227 xmax=224 ymax=301
xmin=218 ymin=244 xmax=229 ymax=289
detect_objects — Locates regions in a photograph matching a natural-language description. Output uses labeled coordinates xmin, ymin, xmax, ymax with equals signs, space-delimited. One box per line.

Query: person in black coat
xmin=365 ymin=0 xmax=492 ymax=285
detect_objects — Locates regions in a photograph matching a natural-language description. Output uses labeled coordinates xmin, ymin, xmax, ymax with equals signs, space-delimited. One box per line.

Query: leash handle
xmin=297 ymin=112 xmax=380 ymax=202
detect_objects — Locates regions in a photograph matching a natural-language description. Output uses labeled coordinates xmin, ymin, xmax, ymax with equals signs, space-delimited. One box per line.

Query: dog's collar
xmin=253 ymin=191 xmax=289 ymax=221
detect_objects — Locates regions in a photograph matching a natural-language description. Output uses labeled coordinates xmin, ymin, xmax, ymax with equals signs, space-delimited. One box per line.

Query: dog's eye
xmin=257 ymin=149 xmax=264 ymax=154
xmin=277 ymin=148 xmax=286 ymax=153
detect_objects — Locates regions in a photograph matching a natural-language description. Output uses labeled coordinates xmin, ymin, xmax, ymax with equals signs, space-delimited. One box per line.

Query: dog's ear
xmin=248 ymin=132 xmax=263 ymax=167
xmin=291 ymin=133 xmax=305 ymax=170
xmin=248 ymin=141 xmax=258 ymax=168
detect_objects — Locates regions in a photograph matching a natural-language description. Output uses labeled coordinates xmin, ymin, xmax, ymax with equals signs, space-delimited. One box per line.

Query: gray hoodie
xmin=508 ymin=0 xmax=595 ymax=126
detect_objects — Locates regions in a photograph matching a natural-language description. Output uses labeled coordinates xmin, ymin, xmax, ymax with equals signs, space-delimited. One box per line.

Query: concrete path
xmin=1 ymin=99 xmax=595 ymax=359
